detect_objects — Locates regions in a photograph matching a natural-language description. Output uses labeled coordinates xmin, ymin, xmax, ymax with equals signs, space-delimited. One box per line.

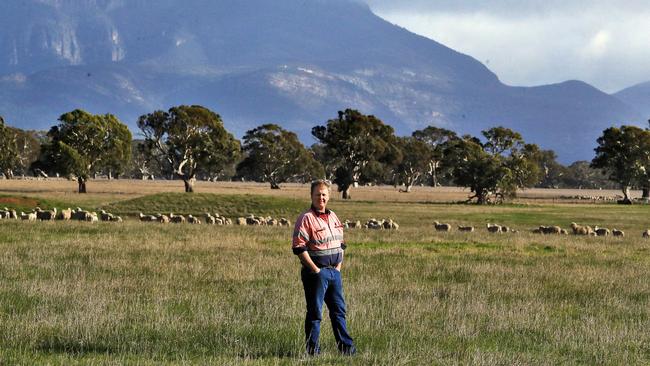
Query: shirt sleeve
xmin=292 ymin=213 xmax=310 ymax=255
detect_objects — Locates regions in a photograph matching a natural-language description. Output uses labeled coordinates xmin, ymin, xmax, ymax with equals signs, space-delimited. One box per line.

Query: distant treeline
xmin=0 ymin=107 xmax=647 ymax=203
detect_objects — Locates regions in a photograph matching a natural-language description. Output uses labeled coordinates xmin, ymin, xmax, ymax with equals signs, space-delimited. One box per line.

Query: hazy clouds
xmin=364 ymin=1 xmax=650 ymax=92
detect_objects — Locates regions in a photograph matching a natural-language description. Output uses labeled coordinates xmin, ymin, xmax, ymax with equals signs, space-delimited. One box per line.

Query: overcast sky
xmin=363 ymin=0 xmax=650 ymax=93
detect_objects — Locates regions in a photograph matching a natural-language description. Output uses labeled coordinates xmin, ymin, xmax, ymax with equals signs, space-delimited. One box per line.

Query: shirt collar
xmin=311 ymin=205 xmax=330 ymax=216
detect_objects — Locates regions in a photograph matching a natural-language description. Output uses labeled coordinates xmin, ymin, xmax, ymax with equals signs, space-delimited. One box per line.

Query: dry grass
xmin=1 ymin=180 xmax=650 ymax=364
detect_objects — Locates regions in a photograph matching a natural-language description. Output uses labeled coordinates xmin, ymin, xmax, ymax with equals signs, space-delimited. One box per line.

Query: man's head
xmin=311 ymin=179 xmax=330 ymax=212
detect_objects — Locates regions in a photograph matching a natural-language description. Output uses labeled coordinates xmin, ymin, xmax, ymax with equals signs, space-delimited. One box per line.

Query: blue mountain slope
xmin=0 ymin=0 xmax=642 ymax=162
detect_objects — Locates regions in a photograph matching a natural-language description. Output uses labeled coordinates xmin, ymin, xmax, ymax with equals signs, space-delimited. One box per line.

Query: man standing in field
xmin=292 ymin=179 xmax=356 ymax=356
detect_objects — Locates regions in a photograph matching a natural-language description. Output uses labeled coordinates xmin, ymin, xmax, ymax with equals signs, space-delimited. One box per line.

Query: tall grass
xmin=1 ymin=181 xmax=650 ymax=364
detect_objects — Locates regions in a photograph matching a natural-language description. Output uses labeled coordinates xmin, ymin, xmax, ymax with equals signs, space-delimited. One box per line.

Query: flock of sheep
xmin=0 ymin=207 xmax=122 ymax=222
xmin=138 ymin=212 xmax=292 ymax=226
xmin=3 ymin=206 xmax=650 ymax=238
xmin=427 ymin=220 xmax=648 ymax=238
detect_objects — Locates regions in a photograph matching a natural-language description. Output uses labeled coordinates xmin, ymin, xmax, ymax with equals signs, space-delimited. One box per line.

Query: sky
xmin=363 ymin=0 xmax=650 ymax=93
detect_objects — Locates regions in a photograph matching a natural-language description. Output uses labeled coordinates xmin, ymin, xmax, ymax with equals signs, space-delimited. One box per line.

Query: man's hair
xmin=310 ymin=179 xmax=331 ymax=194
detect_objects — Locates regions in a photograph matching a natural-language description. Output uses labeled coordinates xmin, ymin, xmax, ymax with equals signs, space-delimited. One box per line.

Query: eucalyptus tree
xmin=412 ymin=126 xmax=457 ymax=187
xmin=36 ymin=110 xmax=132 ymax=193
xmin=591 ymin=125 xmax=650 ymax=204
xmin=237 ymin=124 xmax=323 ymax=189
xmin=0 ymin=116 xmax=19 ymax=179
xmin=443 ymin=126 xmax=541 ymax=204
xmin=138 ymin=105 xmax=241 ymax=192
xmin=312 ymin=109 xmax=401 ymax=199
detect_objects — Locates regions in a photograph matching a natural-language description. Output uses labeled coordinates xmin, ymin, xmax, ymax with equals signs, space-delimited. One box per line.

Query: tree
xmin=394 ymin=137 xmax=431 ymax=192
xmin=237 ymin=124 xmax=323 ymax=188
xmin=591 ymin=125 xmax=650 ymax=203
xmin=412 ymin=126 xmax=457 ymax=186
xmin=561 ymin=161 xmax=613 ymax=189
xmin=138 ymin=105 xmax=241 ymax=193
xmin=0 ymin=116 xmax=20 ymax=179
xmin=312 ymin=109 xmax=401 ymax=199
xmin=442 ymin=127 xmax=541 ymax=204
xmin=11 ymin=129 xmax=43 ymax=177
xmin=36 ymin=110 xmax=132 ymax=193
xmin=524 ymin=145 xmax=566 ymax=188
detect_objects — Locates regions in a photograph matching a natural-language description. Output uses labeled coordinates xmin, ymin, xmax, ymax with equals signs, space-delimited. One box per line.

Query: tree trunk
xmin=340 ymin=184 xmax=352 ymax=200
xmin=619 ymin=185 xmax=632 ymax=204
xmin=184 ymin=177 xmax=196 ymax=193
xmin=642 ymin=186 xmax=649 ymax=200
xmin=432 ymin=164 xmax=438 ymax=187
xmin=108 ymin=170 xmax=113 ymax=180
xmin=4 ymin=169 xmax=13 ymax=179
xmin=77 ymin=177 xmax=87 ymax=194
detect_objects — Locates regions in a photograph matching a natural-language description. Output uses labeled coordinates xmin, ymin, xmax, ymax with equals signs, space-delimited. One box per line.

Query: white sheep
xmin=486 ymin=223 xmax=502 ymax=233
xmin=594 ymin=226 xmax=610 ymax=236
xmin=612 ymin=229 xmax=624 ymax=237
xmin=433 ymin=221 xmax=452 ymax=232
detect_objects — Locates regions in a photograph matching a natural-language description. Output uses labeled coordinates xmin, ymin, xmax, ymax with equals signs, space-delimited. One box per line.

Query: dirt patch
xmin=0 ymin=197 xmax=39 ymax=207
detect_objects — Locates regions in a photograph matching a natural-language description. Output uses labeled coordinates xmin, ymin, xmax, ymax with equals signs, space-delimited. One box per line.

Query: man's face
xmin=311 ymin=185 xmax=330 ymax=212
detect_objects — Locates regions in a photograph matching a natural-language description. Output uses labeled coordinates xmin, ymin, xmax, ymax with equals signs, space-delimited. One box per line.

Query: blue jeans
xmin=301 ymin=267 xmax=355 ymax=355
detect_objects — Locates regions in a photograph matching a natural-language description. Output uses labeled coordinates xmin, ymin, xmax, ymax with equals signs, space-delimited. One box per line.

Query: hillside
xmin=0 ymin=0 xmax=643 ymax=162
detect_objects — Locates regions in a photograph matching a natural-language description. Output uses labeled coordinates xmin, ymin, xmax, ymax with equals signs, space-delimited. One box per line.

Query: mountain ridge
xmin=0 ymin=0 xmax=643 ymax=163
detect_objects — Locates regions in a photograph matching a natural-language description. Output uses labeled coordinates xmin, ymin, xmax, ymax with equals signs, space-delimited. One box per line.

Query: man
xmin=292 ymin=179 xmax=356 ymax=356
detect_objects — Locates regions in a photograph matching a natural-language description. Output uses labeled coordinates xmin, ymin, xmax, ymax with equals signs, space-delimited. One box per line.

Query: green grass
xmin=103 ymin=192 xmax=305 ymax=218
xmin=2 ymin=192 xmax=650 ymax=364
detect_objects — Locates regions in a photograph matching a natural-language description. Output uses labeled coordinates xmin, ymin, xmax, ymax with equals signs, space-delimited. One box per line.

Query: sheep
xmin=100 ymin=210 xmax=121 ymax=222
xmin=500 ymin=226 xmax=511 ymax=233
xmin=246 ymin=215 xmax=261 ymax=225
xmin=433 ymin=221 xmax=452 ymax=232
xmin=570 ymin=222 xmax=594 ymax=236
xmin=72 ymin=208 xmax=91 ymax=221
xmin=139 ymin=213 xmax=157 ymax=222
xmin=204 ymin=213 xmax=216 ymax=225
xmin=187 ymin=215 xmax=201 ymax=224
xmin=458 ymin=226 xmax=475 ymax=232
xmin=267 ymin=218 xmax=279 ymax=226
xmin=486 ymin=223 xmax=502 ymax=233
xmin=214 ymin=217 xmax=224 ymax=225
xmin=20 ymin=211 xmax=37 ymax=221
xmin=35 ymin=207 xmax=57 ymax=221
xmin=9 ymin=209 xmax=17 ymax=219
xmin=279 ymin=218 xmax=291 ymax=227
xmin=560 ymin=229 xmax=568 ymax=235
xmin=594 ymin=226 xmax=610 ymax=237
xmin=532 ymin=228 xmax=543 ymax=234
xmin=237 ymin=217 xmax=247 ymax=225
xmin=157 ymin=214 xmax=170 ymax=224
xmin=57 ymin=208 xmax=72 ymax=221
xmin=170 ymin=213 xmax=186 ymax=224
xmin=643 ymin=230 xmax=650 ymax=238
xmin=612 ymin=229 xmax=625 ymax=237
xmin=539 ymin=226 xmax=562 ymax=235
xmin=364 ymin=219 xmax=383 ymax=230
xmin=86 ymin=212 xmax=99 ymax=222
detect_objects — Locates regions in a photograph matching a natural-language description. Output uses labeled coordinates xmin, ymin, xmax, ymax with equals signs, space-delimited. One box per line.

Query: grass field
xmin=1 ymin=179 xmax=650 ymax=365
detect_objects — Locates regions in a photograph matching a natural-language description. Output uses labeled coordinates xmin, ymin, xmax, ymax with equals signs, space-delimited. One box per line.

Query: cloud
xmin=364 ymin=1 xmax=650 ymax=92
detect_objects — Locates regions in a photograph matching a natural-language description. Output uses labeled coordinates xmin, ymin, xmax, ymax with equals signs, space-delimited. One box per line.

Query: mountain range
xmin=0 ymin=0 xmax=647 ymax=163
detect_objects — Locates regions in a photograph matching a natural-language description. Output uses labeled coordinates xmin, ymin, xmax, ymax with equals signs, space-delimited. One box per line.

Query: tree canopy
xmin=0 ymin=116 xmax=20 ymax=179
xmin=138 ymin=105 xmax=241 ymax=192
xmin=412 ymin=126 xmax=457 ymax=187
xmin=312 ymin=109 xmax=401 ymax=199
xmin=36 ymin=109 xmax=132 ymax=192
xmin=237 ymin=124 xmax=323 ymax=188
xmin=591 ymin=125 xmax=650 ymax=203
xmin=442 ymin=127 xmax=541 ymax=204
